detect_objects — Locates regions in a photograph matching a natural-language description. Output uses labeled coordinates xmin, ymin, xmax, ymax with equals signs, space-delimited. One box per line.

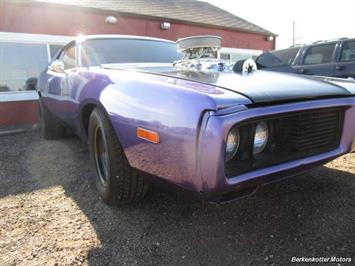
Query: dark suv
xmin=256 ymin=38 xmax=355 ymax=78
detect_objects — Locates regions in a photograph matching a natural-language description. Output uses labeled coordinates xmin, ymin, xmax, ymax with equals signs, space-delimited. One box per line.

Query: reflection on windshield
xmin=82 ymin=39 xmax=182 ymax=66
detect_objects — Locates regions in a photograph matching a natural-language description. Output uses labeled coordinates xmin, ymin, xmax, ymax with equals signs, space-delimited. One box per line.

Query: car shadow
xmin=1 ymin=132 xmax=354 ymax=265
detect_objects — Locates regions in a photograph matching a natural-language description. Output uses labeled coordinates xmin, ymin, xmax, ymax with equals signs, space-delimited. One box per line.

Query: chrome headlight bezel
xmin=253 ymin=121 xmax=269 ymax=155
xmin=225 ymin=127 xmax=240 ymax=162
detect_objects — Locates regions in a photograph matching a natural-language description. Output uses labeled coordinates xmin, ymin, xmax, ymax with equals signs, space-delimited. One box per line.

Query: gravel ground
xmin=0 ymin=132 xmax=354 ymax=265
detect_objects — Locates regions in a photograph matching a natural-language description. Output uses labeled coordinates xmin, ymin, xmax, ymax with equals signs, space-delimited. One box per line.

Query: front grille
xmin=278 ymin=108 xmax=343 ymax=152
xmin=225 ymin=107 xmax=345 ymax=178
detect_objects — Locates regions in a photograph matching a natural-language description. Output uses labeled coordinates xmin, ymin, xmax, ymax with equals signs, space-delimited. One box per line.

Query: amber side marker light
xmin=137 ymin=127 xmax=160 ymax=144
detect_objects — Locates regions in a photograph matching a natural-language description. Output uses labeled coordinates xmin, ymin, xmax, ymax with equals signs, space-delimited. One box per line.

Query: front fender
xmin=100 ymin=79 xmax=218 ymax=191
xmin=77 ymin=68 xmax=250 ymax=191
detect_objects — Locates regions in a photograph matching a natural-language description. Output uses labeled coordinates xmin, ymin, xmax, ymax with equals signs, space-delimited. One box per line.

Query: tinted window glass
xmin=61 ymin=44 xmax=76 ymax=69
xmin=0 ymin=42 xmax=48 ymax=92
xmin=304 ymin=44 xmax=335 ymax=65
xmin=50 ymin=44 xmax=64 ymax=60
xmin=81 ymin=38 xmax=182 ymax=66
xmin=340 ymin=40 xmax=355 ymax=62
xmin=256 ymin=47 xmax=300 ymax=67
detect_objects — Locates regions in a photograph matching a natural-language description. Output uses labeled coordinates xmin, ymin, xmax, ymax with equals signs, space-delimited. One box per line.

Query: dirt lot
xmin=0 ymin=131 xmax=354 ymax=265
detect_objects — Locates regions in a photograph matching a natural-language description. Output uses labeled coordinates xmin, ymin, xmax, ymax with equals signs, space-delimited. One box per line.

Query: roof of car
xmin=290 ymin=37 xmax=355 ymax=49
xmin=27 ymin=0 xmax=276 ymax=36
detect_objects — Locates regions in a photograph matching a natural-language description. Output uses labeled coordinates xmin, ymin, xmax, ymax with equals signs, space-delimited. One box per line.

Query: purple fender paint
xmin=37 ymin=36 xmax=355 ymax=201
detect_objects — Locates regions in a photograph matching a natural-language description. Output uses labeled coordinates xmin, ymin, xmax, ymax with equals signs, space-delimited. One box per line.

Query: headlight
xmin=225 ymin=127 xmax=240 ymax=161
xmin=253 ymin=121 xmax=269 ymax=155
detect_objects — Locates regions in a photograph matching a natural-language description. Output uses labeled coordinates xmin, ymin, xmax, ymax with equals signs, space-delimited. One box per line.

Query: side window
xmin=49 ymin=44 xmax=64 ymax=60
xmin=60 ymin=43 xmax=76 ymax=69
xmin=303 ymin=44 xmax=335 ymax=65
xmin=340 ymin=41 xmax=355 ymax=62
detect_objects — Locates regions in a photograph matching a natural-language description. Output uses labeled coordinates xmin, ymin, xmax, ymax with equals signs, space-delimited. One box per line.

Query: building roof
xmin=29 ymin=0 xmax=276 ymax=36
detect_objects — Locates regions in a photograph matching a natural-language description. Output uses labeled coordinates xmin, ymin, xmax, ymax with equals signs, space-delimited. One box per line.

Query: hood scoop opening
xmin=173 ymin=35 xmax=257 ymax=75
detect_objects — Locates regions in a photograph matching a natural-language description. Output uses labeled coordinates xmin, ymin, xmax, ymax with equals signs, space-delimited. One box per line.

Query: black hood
xmin=103 ymin=63 xmax=355 ymax=104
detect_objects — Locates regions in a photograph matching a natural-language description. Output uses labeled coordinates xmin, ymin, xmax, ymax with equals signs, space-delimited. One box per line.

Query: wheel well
xmin=81 ymin=104 xmax=97 ymax=134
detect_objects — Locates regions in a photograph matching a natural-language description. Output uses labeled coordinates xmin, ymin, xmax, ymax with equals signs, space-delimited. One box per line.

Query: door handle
xmin=336 ymin=65 xmax=345 ymax=71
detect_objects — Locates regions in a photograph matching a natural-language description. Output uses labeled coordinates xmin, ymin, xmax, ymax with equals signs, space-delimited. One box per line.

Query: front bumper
xmin=198 ymin=97 xmax=355 ymax=201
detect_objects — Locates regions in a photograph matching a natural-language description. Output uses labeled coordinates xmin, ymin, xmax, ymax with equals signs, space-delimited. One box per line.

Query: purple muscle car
xmin=37 ymin=35 xmax=355 ymax=205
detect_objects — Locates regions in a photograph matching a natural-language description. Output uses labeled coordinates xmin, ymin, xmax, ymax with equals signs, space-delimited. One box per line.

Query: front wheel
xmin=88 ymin=107 xmax=148 ymax=206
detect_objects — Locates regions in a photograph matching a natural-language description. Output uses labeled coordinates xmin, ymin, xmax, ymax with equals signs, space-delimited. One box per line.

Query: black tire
xmin=88 ymin=107 xmax=148 ymax=206
xmin=39 ymin=98 xmax=66 ymax=140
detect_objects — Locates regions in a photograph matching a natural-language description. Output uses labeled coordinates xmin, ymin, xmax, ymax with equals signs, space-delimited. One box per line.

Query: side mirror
xmin=49 ymin=60 xmax=65 ymax=73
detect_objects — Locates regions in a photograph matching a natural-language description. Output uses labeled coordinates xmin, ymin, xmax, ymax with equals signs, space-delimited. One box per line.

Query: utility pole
xmin=288 ymin=21 xmax=301 ymax=47
xmin=292 ymin=21 xmax=295 ymax=46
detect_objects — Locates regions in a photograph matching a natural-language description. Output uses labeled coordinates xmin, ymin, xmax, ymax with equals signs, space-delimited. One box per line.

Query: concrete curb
xmin=0 ymin=124 xmax=40 ymax=136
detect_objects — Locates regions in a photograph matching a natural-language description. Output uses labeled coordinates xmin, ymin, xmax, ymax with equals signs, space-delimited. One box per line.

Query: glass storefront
xmin=0 ymin=32 xmax=72 ymax=95
xmin=0 ymin=43 xmax=48 ymax=92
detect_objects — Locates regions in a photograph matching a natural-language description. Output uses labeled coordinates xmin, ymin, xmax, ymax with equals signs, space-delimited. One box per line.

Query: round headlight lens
xmin=225 ymin=127 xmax=240 ymax=161
xmin=253 ymin=121 xmax=269 ymax=155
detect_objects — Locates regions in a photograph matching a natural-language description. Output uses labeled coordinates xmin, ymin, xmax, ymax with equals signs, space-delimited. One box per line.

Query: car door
xmin=47 ymin=41 xmax=77 ymax=123
xmin=334 ymin=39 xmax=355 ymax=78
xmin=294 ymin=43 xmax=336 ymax=77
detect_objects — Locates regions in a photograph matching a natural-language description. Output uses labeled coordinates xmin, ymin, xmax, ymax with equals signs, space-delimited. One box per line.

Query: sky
xmin=204 ymin=0 xmax=355 ymax=49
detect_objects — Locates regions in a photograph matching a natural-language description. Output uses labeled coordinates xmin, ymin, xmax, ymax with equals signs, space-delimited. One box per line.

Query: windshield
xmin=256 ymin=47 xmax=300 ymax=68
xmin=81 ymin=38 xmax=182 ymax=66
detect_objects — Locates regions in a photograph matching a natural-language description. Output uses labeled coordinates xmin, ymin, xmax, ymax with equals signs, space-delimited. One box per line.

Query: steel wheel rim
xmin=94 ymin=125 xmax=109 ymax=186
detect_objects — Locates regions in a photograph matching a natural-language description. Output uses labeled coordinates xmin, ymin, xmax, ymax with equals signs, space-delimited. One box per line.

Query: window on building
xmin=303 ymin=44 xmax=336 ymax=65
xmin=0 ymin=42 xmax=48 ymax=92
xmin=0 ymin=33 xmax=72 ymax=95
xmin=340 ymin=41 xmax=355 ymax=62
xmin=220 ymin=53 xmax=231 ymax=60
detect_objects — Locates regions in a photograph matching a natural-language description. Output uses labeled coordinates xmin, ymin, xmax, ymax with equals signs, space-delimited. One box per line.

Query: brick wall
xmin=0 ymin=1 xmax=275 ymax=51
xmin=0 ymin=101 xmax=39 ymax=127
xmin=0 ymin=1 xmax=275 ymax=128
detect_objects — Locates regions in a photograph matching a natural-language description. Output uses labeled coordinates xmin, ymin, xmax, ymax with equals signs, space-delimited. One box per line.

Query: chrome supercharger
xmin=173 ymin=35 xmax=257 ymax=75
